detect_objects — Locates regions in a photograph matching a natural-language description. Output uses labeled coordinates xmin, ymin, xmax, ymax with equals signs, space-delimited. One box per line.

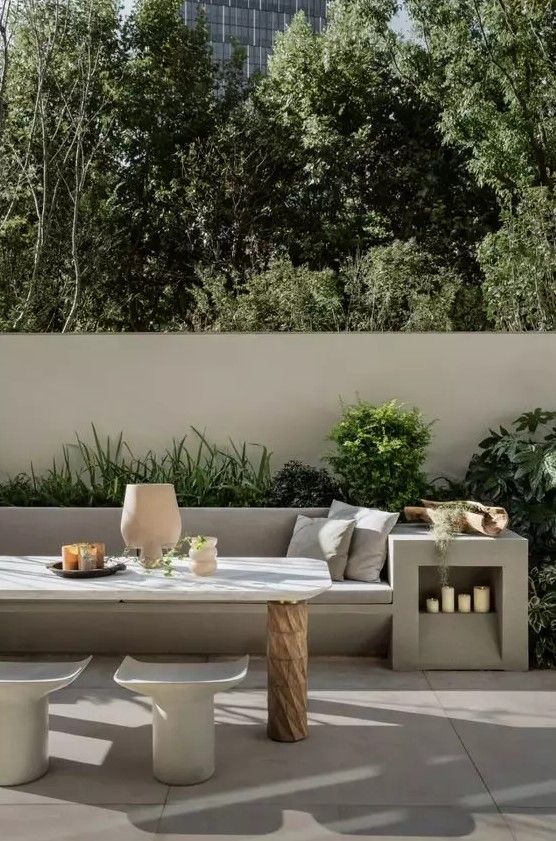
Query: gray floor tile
xmin=334 ymin=806 xmax=514 ymax=839
xmin=0 ymin=689 xmax=168 ymax=805
xmin=168 ymin=690 xmax=489 ymax=808
xmin=426 ymin=670 xmax=556 ymax=691
xmin=158 ymin=805 xmax=513 ymax=840
xmin=0 ymin=804 xmax=162 ymax=840
xmin=158 ymin=802 xmax=339 ymax=838
xmin=209 ymin=656 xmax=430 ymax=691
xmin=433 ymin=689 xmax=556 ymax=808
xmin=502 ymin=809 xmax=556 ymax=840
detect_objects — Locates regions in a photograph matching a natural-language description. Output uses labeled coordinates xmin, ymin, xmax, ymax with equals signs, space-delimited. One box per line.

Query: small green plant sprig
xmin=428 ymin=501 xmax=484 ymax=587
xmin=327 ymin=399 xmax=432 ymax=512
xmin=160 ymin=535 xmax=212 ymax=576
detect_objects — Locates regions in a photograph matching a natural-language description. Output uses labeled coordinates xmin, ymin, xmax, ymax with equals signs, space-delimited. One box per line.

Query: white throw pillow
xmin=327 ymin=499 xmax=399 ymax=583
xmin=286 ymin=515 xmax=355 ymax=581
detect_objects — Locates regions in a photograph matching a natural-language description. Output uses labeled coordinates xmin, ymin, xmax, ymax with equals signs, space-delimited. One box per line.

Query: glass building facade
xmin=183 ymin=0 xmax=327 ymax=76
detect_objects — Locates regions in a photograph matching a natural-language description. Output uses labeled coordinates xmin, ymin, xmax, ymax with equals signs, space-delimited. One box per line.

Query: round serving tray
xmin=48 ymin=561 xmax=127 ymax=579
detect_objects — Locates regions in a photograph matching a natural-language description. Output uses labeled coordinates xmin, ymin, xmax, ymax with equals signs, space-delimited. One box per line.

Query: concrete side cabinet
xmin=389 ymin=525 xmax=528 ymax=671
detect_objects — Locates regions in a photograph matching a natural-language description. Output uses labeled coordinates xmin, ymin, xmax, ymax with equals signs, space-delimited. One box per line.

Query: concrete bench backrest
xmin=0 ymin=506 xmax=328 ymax=558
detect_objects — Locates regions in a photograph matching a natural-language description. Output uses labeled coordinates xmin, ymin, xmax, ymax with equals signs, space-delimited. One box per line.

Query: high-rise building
xmin=183 ymin=0 xmax=327 ymax=77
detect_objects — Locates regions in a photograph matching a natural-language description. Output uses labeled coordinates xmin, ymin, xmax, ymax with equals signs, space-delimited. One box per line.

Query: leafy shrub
xmin=265 ymin=460 xmax=341 ymax=507
xmin=0 ymin=426 xmax=272 ymax=508
xmin=479 ymin=188 xmax=556 ymax=331
xmin=190 ymin=258 xmax=344 ymax=332
xmin=327 ymin=399 xmax=432 ymax=511
xmin=464 ymin=409 xmax=556 ymax=667
xmin=343 ymin=240 xmax=463 ymax=331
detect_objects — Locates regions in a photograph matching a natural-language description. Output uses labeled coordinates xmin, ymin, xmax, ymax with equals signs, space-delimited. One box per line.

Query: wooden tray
xmin=48 ymin=561 xmax=127 ymax=579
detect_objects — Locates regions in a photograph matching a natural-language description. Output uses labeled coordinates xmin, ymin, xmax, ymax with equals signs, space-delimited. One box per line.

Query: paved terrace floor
xmin=1 ymin=657 xmax=555 ymax=840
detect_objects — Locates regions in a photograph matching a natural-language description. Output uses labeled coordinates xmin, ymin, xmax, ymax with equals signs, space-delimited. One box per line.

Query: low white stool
xmin=0 ymin=657 xmax=92 ymax=786
xmin=114 ymin=656 xmax=249 ymax=785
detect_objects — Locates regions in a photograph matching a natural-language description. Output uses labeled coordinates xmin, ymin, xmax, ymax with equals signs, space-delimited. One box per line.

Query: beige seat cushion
xmin=287 ymin=515 xmax=355 ymax=581
xmin=328 ymin=500 xmax=399 ymax=583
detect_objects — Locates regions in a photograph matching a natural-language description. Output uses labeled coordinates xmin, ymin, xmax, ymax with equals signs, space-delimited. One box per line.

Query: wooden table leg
xmin=266 ymin=600 xmax=308 ymax=742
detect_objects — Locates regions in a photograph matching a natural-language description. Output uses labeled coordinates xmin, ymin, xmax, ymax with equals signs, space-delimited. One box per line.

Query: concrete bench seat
xmin=314 ymin=581 xmax=392 ymax=605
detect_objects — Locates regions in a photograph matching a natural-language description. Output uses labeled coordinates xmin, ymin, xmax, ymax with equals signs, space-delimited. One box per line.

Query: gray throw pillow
xmin=286 ymin=515 xmax=355 ymax=581
xmin=327 ymin=499 xmax=399 ymax=583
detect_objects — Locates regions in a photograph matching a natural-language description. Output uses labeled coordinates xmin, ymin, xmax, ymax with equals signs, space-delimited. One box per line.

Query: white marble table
xmin=0 ymin=555 xmax=331 ymax=742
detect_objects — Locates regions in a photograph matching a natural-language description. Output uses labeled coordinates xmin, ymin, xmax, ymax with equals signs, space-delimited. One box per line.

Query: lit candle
xmin=458 ymin=593 xmax=472 ymax=613
xmin=62 ymin=542 xmax=105 ymax=572
xmin=474 ymin=586 xmax=491 ymax=613
xmin=62 ymin=544 xmax=79 ymax=571
xmin=426 ymin=597 xmax=440 ymax=614
xmin=441 ymin=586 xmax=455 ymax=613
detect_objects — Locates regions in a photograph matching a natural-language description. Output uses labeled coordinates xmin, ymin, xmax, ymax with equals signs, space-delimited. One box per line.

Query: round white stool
xmin=0 ymin=657 xmax=92 ymax=786
xmin=114 ymin=656 xmax=249 ymax=785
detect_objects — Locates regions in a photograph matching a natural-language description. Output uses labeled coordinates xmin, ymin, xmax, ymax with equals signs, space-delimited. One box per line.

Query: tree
xmin=405 ymin=0 xmax=556 ymax=196
xmin=253 ymin=0 xmax=497 ymax=278
xmin=479 ymin=187 xmax=556 ymax=330
xmin=190 ymin=258 xmax=344 ymax=331
xmin=405 ymin=0 xmax=556 ymax=330
xmin=0 ymin=0 xmax=120 ymax=331
xmin=344 ymin=240 xmax=462 ymax=331
xmin=105 ymin=0 xmax=219 ymax=329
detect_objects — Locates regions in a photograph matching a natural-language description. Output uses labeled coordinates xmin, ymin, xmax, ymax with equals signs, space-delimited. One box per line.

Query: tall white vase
xmin=121 ymin=483 xmax=181 ymax=567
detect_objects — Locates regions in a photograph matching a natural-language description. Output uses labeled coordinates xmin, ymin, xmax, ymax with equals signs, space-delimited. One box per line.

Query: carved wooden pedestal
xmin=267 ymin=601 xmax=308 ymax=742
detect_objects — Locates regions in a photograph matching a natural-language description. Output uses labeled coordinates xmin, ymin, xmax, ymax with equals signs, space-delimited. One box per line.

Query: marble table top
xmin=0 ymin=555 xmax=331 ymax=603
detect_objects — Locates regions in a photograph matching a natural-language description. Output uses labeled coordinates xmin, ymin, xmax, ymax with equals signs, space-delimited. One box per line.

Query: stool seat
xmin=114 ymin=656 xmax=248 ymax=785
xmin=114 ymin=656 xmax=249 ymax=692
xmin=0 ymin=657 xmax=92 ymax=786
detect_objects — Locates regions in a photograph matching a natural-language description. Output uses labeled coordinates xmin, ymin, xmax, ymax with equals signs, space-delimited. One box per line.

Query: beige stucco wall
xmin=0 ymin=333 xmax=554 ymax=482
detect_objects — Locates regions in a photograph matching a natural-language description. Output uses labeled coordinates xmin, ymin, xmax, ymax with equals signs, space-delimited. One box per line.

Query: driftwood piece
xmin=404 ymin=500 xmax=509 ymax=537
xmin=267 ymin=601 xmax=309 ymax=742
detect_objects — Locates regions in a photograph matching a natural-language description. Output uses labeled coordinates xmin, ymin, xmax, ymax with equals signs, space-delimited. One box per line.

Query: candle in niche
xmin=474 ymin=585 xmax=491 ymax=613
xmin=426 ymin=597 xmax=440 ymax=614
xmin=441 ymin=586 xmax=455 ymax=613
xmin=458 ymin=593 xmax=472 ymax=613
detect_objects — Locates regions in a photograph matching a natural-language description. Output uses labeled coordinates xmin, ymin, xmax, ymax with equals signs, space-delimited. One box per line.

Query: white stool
xmin=0 ymin=657 xmax=92 ymax=786
xmin=114 ymin=656 xmax=249 ymax=785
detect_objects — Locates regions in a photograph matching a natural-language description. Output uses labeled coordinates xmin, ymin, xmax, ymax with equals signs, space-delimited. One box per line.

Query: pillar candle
xmin=458 ymin=593 xmax=472 ymax=613
xmin=62 ymin=542 xmax=105 ymax=572
xmin=441 ymin=585 xmax=455 ymax=613
xmin=474 ymin=585 xmax=491 ymax=613
xmin=426 ymin=597 xmax=440 ymax=614
xmin=62 ymin=544 xmax=80 ymax=571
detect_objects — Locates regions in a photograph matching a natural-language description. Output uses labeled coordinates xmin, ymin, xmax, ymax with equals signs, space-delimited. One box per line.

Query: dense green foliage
xmin=0 ymin=427 xmax=272 ymax=507
xmin=327 ymin=400 xmax=431 ymax=511
xmin=406 ymin=0 xmax=556 ymax=330
xmin=464 ymin=409 xmax=556 ymax=667
xmin=0 ymin=0 xmax=521 ymax=332
xmin=266 ymin=460 xmax=341 ymax=507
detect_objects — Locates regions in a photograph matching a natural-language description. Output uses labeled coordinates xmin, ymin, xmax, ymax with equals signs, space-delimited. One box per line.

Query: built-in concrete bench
xmin=0 ymin=506 xmax=393 ymax=655
xmin=0 ymin=506 xmax=528 ymax=666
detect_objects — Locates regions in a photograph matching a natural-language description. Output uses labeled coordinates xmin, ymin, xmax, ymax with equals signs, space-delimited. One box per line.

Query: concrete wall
xmin=1 ymin=334 xmax=554 ymax=482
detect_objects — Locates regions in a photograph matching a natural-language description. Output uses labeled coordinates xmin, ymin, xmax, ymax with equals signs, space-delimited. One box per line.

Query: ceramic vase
xmin=189 ymin=537 xmax=218 ymax=576
xmin=121 ymin=484 xmax=181 ymax=568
